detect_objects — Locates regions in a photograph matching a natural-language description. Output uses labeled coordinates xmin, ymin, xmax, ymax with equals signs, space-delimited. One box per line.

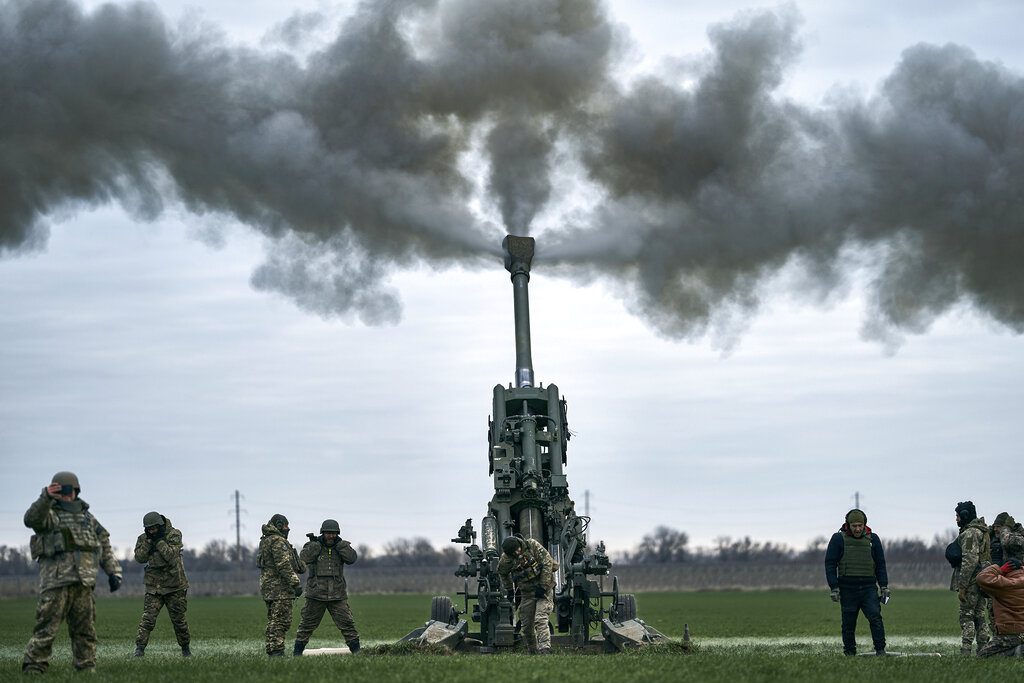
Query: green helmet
xmin=320 ymin=519 xmax=341 ymax=534
xmin=143 ymin=511 xmax=164 ymax=528
xmin=52 ymin=471 xmax=80 ymax=491
xmin=501 ymin=536 xmax=524 ymax=556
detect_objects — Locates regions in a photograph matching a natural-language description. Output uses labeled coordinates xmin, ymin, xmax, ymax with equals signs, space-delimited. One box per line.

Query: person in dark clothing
xmin=825 ymin=509 xmax=890 ymax=656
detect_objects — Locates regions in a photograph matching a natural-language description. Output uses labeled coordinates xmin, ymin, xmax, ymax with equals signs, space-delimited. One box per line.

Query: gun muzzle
xmin=502 ymin=235 xmax=535 ymax=388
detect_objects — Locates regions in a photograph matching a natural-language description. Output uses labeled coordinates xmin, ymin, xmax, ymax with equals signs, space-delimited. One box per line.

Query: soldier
xmin=497 ymin=535 xmax=558 ymax=655
xmin=294 ymin=519 xmax=360 ymax=655
xmin=824 ymin=509 xmax=889 ymax=656
xmin=975 ymin=558 xmax=1024 ymax=657
xmin=987 ymin=512 xmax=1022 ymax=636
xmin=953 ymin=500 xmax=991 ymax=655
xmin=22 ymin=471 xmax=123 ymax=674
xmin=258 ymin=513 xmax=305 ymax=657
xmin=993 ymin=513 xmax=1024 ymax=564
xmin=132 ymin=511 xmax=191 ymax=657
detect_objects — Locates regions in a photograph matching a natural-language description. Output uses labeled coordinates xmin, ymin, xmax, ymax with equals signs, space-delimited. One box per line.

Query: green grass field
xmin=1 ymin=591 xmax=1018 ymax=681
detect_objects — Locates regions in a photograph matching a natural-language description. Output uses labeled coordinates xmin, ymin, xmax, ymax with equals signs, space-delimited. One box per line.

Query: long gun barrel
xmin=502 ymin=235 xmax=535 ymax=388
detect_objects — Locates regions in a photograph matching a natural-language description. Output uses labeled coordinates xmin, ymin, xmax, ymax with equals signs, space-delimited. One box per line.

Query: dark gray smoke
xmin=486 ymin=117 xmax=554 ymax=234
xmin=546 ymin=9 xmax=1024 ymax=345
xmin=0 ymin=0 xmax=614 ymax=322
xmin=2 ymin=1 xmax=1022 ymax=342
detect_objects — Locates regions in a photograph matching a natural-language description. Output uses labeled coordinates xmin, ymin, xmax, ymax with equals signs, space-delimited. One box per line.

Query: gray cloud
xmin=1 ymin=0 xmax=1022 ymax=342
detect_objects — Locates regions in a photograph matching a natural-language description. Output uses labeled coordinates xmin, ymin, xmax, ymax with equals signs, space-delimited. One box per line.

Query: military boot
xmin=133 ymin=645 xmax=145 ymax=657
xmin=181 ymin=644 xmax=192 ymax=657
xmin=268 ymin=650 xmax=285 ymax=657
xmin=293 ymin=641 xmax=306 ymax=656
xmin=346 ymin=639 xmax=360 ymax=653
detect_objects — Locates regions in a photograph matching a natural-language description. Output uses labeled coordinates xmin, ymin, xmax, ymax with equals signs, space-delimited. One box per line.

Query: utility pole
xmin=234 ymin=490 xmax=242 ymax=562
xmin=854 ymin=491 xmax=860 ymax=509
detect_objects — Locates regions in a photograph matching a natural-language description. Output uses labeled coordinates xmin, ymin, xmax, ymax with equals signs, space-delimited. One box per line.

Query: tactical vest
xmin=29 ymin=504 xmax=99 ymax=560
xmin=992 ymin=535 xmax=1004 ymax=565
xmin=839 ymin=533 xmax=874 ymax=577
xmin=310 ymin=544 xmax=343 ymax=578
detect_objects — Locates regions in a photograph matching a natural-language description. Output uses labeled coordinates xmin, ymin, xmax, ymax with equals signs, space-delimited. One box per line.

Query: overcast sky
xmin=2 ymin=0 xmax=1022 ymax=560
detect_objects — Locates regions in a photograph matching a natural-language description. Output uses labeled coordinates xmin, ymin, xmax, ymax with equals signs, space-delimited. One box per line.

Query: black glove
xmin=830 ymin=588 xmax=840 ymax=603
xmin=505 ymin=590 xmax=515 ymax=603
xmin=534 ymin=586 xmax=546 ymax=599
xmin=294 ymin=584 xmax=303 ymax=597
xmin=109 ymin=575 xmax=122 ymax=592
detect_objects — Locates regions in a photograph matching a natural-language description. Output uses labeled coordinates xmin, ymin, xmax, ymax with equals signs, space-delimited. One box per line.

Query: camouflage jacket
xmin=257 ymin=524 xmax=305 ymax=600
xmin=24 ymin=490 xmax=121 ymax=592
xmin=1000 ymin=523 xmax=1024 ymax=562
xmin=497 ymin=538 xmax=557 ymax=592
xmin=133 ymin=517 xmax=188 ymax=595
xmin=300 ymin=537 xmax=357 ymax=601
xmin=953 ymin=517 xmax=991 ymax=591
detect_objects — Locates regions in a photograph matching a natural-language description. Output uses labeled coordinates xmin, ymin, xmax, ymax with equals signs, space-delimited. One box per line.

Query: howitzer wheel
xmin=614 ymin=594 xmax=637 ymax=622
xmin=430 ymin=596 xmax=457 ymax=625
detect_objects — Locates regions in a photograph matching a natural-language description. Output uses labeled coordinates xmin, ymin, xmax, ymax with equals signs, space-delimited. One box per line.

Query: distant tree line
xmin=618 ymin=526 xmax=960 ymax=564
xmin=0 ymin=527 xmax=959 ymax=575
xmin=0 ymin=536 xmax=464 ymax=575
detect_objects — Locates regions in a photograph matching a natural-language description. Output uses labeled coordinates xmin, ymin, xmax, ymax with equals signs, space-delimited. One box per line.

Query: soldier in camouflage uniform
xmin=22 ymin=472 xmax=123 ymax=674
xmin=993 ymin=513 xmax=1024 ymax=564
xmin=953 ymin=500 xmax=991 ymax=655
xmin=975 ymin=558 xmax=1024 ymax=657
xmin=294 ymin=519 xmax=360 ymax=655
xmin=258 ymin=513 xmax=305 ymax=657
xmin=497 ymin=535 xmax=558 ymax=655
xmin=987 ymin=512 xmax=1023 ymax=635
xmin=133 ymin=511 xmax=191 ymax=657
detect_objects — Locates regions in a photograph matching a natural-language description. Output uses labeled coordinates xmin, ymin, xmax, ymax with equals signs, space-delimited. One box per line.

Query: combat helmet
xmin=52 ymin=471 xmax=80 ymax=493
xmin=320 ymin=519 xmax=341 ymax=534
xmin=955 ymin=501 xmax=977 ymax=526
xmin=143 ymin=511 xmax=164 ymax=528
xmin=501 ymin=536 xmax=525 ymax=556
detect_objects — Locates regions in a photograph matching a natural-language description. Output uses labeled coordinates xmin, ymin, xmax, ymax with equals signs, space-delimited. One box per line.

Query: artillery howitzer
xmin=401 ymin=236 xmax=669 ymax=652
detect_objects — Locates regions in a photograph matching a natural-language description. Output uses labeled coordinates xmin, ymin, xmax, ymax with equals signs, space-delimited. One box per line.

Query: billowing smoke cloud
xmin=0 ymin=0 xmax=613 ymax=322
xmin=486 ymin=117 xmax=553 ymax=234
xmin=1 ymin=0 xmax=1022 ymax=342
xmin=547 ymin=9 xmax=1024 ymax=345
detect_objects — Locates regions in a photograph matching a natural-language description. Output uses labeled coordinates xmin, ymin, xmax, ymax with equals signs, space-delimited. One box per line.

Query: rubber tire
xmin=430 ymin=595 xmax=455 ymax=624
xmin=617 ymin=593 xmax=637 ymax=621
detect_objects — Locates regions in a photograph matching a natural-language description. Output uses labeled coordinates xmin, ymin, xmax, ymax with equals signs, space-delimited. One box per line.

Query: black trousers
xmin=839 ymin=584 xmax=885 ymax=654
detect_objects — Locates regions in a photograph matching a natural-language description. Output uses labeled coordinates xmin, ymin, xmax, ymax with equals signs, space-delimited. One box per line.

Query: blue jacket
xmin=824 ymin=525 xmax=888 ymax=589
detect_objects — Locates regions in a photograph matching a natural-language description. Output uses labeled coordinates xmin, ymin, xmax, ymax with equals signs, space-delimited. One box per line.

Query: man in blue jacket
xmin=825 ymin=509 xmax=889 ymax=656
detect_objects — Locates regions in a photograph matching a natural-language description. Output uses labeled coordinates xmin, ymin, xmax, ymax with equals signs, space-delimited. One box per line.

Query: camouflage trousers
xmin=22 ymin=584 xmax=96 ymax=673
xmin=978 ymin=633 xmax=1024 ymax=657
xmin=959 ymin=585 xmax=991 ymax=652
xmin=295 ymin=598 xmax=359 ymax=643
xmin=518 ymin=590 xmax=553 ymax=653
xmin=264 ymin=599 xmax=295 ymax=655
xmin=137 ymin=589 xmax=190 ymax=648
